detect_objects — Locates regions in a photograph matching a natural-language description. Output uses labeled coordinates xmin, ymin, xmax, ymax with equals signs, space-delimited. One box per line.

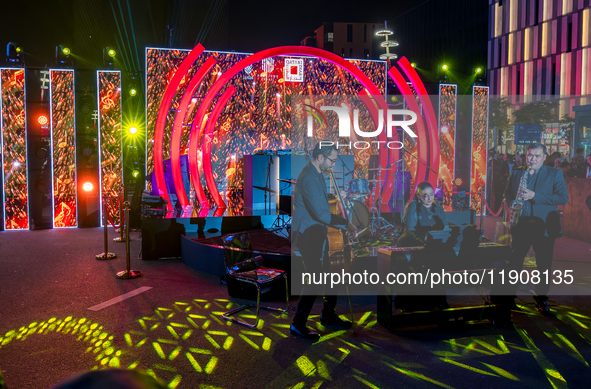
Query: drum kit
xmin=347 ymin=166 xmax=398 ymax=239
xmin=275 ymin=166 xmax=399 ymax=240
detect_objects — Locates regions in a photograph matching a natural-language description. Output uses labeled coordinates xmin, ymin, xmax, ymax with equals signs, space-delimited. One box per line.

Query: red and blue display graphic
xmin=50 ymin=69 xmax=77 ymax=228
xmin=97 ymin=71 xmax=122 ymax=225
xmin=471 ymin=86 xmax=489 ymax=214
xmin=147 ymin=45 xmax=440 ymax=212
xmin=146 ymin=48 xmax=388 ymax=210
xmin=437 ymin=84 xmax=457 ymax=211
xmin=1 ymin=68 xmax=28 ymax=230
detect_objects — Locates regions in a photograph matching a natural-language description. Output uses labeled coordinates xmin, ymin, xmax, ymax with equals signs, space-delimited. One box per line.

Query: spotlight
xmin=56 ymin=45 xmax=72 ymax=65
xmin=127 ymin=72 xmax=140 ymax=97
xmin=132 ymin=170 xmax=140 ymax=178
xmin=473 ymin=66 xmax=486 ymax=86
xmin=129 ymin=126 xmax=138 ymax=135
xmin=83 ymin=182 xmax=94 ymax=192
xmin=6 ymin=42 xmax=24 ymax=64
xmin=37 ymin=115 xmax=49 ymax=126
xmin=103 ymin=47 xmax=116 ymax=66
xmin=411 ymin=63 xmax=417 ymax=68
xmin=437 ymin=64 xmax=449 ymax=83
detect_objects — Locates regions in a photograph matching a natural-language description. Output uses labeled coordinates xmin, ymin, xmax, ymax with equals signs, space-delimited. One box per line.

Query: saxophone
xmin=509 ymin=165 xmax=531 ymax=227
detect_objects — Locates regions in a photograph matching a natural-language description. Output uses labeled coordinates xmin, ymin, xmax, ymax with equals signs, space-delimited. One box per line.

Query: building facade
xmin=488 ymin=0 xmax=591 ymax=155
xmin=301 ymin=22 xmax=383 ymax=59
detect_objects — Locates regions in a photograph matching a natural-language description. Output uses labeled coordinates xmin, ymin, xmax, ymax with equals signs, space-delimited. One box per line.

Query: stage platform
xmin=140 ymin=207 xmax=290 ymax=260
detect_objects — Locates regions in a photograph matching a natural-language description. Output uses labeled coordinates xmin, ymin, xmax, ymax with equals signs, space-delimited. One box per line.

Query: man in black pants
xmin=496 ymin=143 xmax=568 ymax=314
xmin=291 ymin=142 xmax=357 ymax=341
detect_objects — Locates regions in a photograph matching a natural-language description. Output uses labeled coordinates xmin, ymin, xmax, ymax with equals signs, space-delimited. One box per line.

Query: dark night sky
xmin=228 ymin=0 xmax=427 ymax=52
xmin=0 ymin=0 xmax=427 ymax=68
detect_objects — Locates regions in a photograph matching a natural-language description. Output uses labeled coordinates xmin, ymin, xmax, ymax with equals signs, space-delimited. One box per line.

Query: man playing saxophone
xmin=494 ymin=143 xmax=568 ymax=314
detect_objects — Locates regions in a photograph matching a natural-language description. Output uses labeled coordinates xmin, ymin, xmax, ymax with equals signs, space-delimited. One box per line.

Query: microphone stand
xmin=265 ymin=156 xmax=273 ymax=215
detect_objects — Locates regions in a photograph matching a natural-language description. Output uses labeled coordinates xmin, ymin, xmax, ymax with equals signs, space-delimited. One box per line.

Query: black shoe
xmin=534 ymin=296 xmax=551 ymax=315
xmin=320 ymin=315 xmax=352 ymax=328
xmin=491 ymin=296 xmax=519 ymax=310
xmin=290 ymin=324 xmax=320 ymax=341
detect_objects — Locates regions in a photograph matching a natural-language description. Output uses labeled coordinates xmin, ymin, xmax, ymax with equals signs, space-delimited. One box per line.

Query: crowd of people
xmin=496 ymin=147 xmax=590 ymax=178
xmin=490 ymin=147 xmax=590 ymax=211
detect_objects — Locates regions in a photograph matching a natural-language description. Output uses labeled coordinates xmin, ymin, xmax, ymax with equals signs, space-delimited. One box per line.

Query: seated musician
xmin=398 ymin=181 xmax=448 ymax=245
xmin=396 ymin=181 xmax=450 ymax=311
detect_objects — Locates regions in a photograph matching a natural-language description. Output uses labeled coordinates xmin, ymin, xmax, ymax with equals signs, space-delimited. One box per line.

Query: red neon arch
xmin=201 ymin=85 xmax=237 ymax=208
xmin=386 ymin=66 xmax=430 ymax=196
xmin=153 ymin=43 xmax=205 ymax=211
xmin=398 ymin=57 xmax=440 ymax=189
xmin=170 ymin=56 xmax=217 ymax=208
xmin=190 ymin=46 xmax=392 ymax=209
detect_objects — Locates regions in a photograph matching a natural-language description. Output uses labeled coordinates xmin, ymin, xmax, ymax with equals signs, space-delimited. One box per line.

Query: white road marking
xmin=87 ymin=286 xmax=152 ymax=311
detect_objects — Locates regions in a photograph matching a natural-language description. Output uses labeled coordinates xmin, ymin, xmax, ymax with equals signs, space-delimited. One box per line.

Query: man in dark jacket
xmin=291 ymin=142 xmax=357 ymax=341
xmin=502 ymin=143 xmax=568 ymax=314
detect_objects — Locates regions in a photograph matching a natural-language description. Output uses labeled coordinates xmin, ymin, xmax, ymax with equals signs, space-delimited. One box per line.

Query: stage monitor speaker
xmin=279 ymin=195 xmax=291 ymax=216
xmin=220 ymin=216 xmax=263 ymax=235
xmin=445 ymin=210 xmax=475 ymax=226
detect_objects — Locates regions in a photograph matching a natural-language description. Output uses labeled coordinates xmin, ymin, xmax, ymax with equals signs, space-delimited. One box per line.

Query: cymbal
xmin=368 ymin=167 xmax=396 ymax=171
xmin=253 ymin=185 xmax=277 ymax=194
xmin=278 ymin=178 xmax=296 ymax=185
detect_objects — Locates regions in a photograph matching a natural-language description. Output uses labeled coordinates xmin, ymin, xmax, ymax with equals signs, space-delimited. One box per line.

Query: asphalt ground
xmin=1 ymin=216 xmax=591 ymax=388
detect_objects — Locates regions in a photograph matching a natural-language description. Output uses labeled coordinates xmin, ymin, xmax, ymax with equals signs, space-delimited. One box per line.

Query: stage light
xmin=191 ymin=97 xmax=198 ymax=104
xmin=473 ymin=67 xmax=486 ymax=86
xmin=411 ymin=63 xmax=417 ymax=68
xmin=83 ymin=182 xmax=94 ymax=192
xmin=438 ymin=64 xmax=450 ymax=83
xmin=37 ymin=115 xmax=48 ymax=126
xmin=132 ymin=170 xmax=140 ymax=178
xmin=56 ymin=45 xmax=72 ymax=65
xmin=129 ymin=126 xmax=138 ymax=135
xmin=103 ymin=47 xmax=117 ymax=66
xmin=13 ymin=161 xmax=21 ymax=167
xmin=6 ymin=42 xmax=24 ymax=64
xmin=129 ymin=87 xmax=137 ymax=97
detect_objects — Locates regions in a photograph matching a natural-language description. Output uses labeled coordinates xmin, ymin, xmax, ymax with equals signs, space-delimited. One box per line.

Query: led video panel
xmin=97 ymin=71 xmax=122 ymax=225
xmin=437 ymin=84 xmax=457 ymax=211
xmin=471 ymin=86 xmax=489 ymax=214
xmin=145 ymin=48 xmax=386 ymax=207
xmin=50 ymin=69 xmax=77 ymax=228
xmin=1 ymin=68 xmax=28 ymax=230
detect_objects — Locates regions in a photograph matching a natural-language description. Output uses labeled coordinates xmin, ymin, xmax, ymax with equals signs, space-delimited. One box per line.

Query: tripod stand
xmin=367 ymin=166 xmax=395 ymax=237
